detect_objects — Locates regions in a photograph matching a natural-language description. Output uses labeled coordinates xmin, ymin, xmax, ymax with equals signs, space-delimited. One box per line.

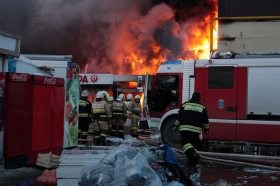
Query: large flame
xmin=110 ymin=0 xmax=218 ymax=75
xmin=3 ymin=0 xmax=218 ymax=76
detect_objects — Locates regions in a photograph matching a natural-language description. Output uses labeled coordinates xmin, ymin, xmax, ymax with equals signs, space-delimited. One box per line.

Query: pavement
xmin=0 ymin=164 xmax=44 ymax=186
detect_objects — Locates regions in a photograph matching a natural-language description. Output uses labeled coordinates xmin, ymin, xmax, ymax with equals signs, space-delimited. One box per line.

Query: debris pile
xmin=78 ymin=144 xmax=202 ymax=186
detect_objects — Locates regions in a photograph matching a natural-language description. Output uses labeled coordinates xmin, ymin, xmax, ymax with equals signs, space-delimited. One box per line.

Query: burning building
xmin=0 ymin=0 xmax=218 ymax=75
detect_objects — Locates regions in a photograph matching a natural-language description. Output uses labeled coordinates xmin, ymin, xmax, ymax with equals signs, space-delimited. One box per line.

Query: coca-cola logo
xmin=44 ymin=77 xmax=56 ymax=85
xmin=12 ymin=74 xmax=28 ymax=82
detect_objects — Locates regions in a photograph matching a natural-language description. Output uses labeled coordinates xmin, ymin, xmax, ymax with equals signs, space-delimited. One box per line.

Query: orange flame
xmin=122 ymin=2 xmax=218 ymax=75
xmin=128 ymin=82 xmax=137 ymax=88
xmin=84 ymin=1 xmax=218 ymax=76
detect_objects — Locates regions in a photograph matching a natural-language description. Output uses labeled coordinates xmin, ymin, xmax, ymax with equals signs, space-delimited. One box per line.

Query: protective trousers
xmin=93 ymin=120 xmax=108 ymax=145
xmin=180 ymin=130 xmax=201 ymax=167
xmin=131 ymin=116 xmax=138 ymax=136
xmin=78 ymin=117 xmax=90 ymax=144
xmin=111 ymin=118 xmax=125 ymax=138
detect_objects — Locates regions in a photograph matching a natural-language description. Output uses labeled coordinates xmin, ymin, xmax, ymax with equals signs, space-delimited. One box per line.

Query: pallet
xmin=57 ymin=147 xmax=113 ymax=186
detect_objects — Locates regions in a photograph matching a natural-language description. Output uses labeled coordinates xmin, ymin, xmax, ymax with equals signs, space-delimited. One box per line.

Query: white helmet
xmin=102 ymin=91 xmax=108 ymax=98
xmin=135 ymin=95 xmax=140 ymax=99
xmin=118 ymin=94 xmax=125 ymax=100
xmin=106 ymin=92 xmax=110 ymax=99
xmin=82 ymin=90 xmax=89 ymax=97
xmin=126 ymin=94 xmax=132 ymax=100
xmin=96 ymin=91 xmax=104 ymax=98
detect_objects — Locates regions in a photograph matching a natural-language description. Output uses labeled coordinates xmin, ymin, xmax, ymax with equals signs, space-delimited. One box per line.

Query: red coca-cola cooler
xmin=2 ymin=72 xmax=33 ymax=169
xmin=29 ymin=75 xmax=65 ymax=164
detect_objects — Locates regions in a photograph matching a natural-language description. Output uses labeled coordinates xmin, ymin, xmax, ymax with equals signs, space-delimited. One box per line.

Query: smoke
xmin=0 ymin=0 xmax=217 ymax=74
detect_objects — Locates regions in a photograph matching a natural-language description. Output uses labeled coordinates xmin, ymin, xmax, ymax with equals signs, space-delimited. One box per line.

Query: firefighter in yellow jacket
xmin=102 ymin=91 xmax=113 ymax=132
xmin=92 ymin=91 xmax=112 ymax=146
xmin=128 ymin=95 xmax=142 ymax=136
xmin=111 ymin=94 xmax=127 ymax=138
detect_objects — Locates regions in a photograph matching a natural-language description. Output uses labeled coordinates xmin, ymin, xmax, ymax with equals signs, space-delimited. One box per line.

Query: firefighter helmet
xmin=126 ymin=94 xmax=132 ymax=100
xmin=118 ymin=94 xmax=125 ymax=100
xmin=96 ymin=91 xmax=104 ymax=98
xmin=106 ymin=92 xmax=110 ymax=99
xmin=135 ymin=95 xmax=140 ymax=99
xmin=102 ymin=90 xmax=108 ymax=98
xmin=82 ymin=90 xmax=89 ymax=97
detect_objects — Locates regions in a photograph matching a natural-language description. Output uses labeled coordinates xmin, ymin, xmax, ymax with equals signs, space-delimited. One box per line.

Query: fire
xmin=120 ymin=1 xmax=218 ymax=75
xmin=78 ymin=0 xmax=218 ymax=76
xmin=128 ymin=82 xmax=137 ymax=88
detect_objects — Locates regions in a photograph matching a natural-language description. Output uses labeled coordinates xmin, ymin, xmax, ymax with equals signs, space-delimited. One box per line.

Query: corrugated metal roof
xmin=23 ymin=54 xmax=72 ymax=61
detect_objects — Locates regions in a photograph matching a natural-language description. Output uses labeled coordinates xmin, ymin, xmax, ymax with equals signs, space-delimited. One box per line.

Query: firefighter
xmin=78 ymin=90 xmax=92 ymax=144
xmin=106 ymin=94 xmax=114 ymax=133
xmin=128 ymin=95 xmax=142 ymax=137
xmin=111 ymin=94 xmax=127 ymax=138
xmin=173 ymin=92 xmax=209 ymax=168
xmin=92 ymin=91 xmax=112 ymax=146
xmin=125 ymin=94 xmax=133 ymax=109
xmin=124 ymin=94 xmax=133 ymax=126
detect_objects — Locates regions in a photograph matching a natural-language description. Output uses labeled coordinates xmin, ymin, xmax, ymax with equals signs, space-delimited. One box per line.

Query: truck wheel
xmin=161 ymin=118 xmax=181 ymax=148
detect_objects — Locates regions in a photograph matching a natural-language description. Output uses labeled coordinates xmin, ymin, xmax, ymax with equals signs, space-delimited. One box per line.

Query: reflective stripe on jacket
xmin=175 ymin=100 xmax=209 ymax=133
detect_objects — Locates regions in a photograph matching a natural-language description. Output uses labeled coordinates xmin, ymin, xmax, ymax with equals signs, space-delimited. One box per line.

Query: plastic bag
xmin=100 ymin=144 xmax=138 ymax=166
xmin=78 ymin=163 xmax=114 ymax=186
xmin=113 ymin=156 xmax=128 ymax=186
xmin=125 ymin=152 xmax=163 ymax=186
xmin=168 ymin=181 xmax=184 ymax=186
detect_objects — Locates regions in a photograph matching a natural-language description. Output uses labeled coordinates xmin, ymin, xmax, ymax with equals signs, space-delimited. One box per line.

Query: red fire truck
xmin=142 ymin=16 xmax=280 ymax=148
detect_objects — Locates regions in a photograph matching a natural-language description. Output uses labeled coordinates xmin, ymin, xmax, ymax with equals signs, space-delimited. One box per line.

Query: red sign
xmin=9 ymin=73 xmax=31 ymax=83
xmin=90 ymin=75 xmax=98 ymax=82
xmin=78 ymin=74 xmax=98 ymax=83
xmin=33 ymin=75 xmax=64 ymax=87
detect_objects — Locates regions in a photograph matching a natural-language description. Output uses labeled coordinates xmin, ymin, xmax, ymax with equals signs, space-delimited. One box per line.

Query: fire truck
xmin=142 ymin=16 xmax=280 ymax=148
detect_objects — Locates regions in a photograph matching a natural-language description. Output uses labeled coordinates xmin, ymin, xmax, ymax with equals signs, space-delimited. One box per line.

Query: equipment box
xmin=36 ymin=152 xmax=60 ymax=168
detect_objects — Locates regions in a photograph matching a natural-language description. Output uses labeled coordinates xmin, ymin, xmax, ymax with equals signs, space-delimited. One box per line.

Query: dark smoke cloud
xmin=0 ymin=0 xmax=217 ymax=74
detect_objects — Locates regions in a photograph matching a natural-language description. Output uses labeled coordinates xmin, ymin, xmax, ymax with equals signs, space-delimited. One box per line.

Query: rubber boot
xmin=193 ymin=152 xmax=201 ymax=166
xmin=37 ymin=169 xmax=50 ymax=185
xmin=45 ymin=169 xmax=57 ymax=185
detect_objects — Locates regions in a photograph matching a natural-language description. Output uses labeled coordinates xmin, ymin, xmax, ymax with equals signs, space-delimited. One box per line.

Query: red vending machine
xmin=29 ymin=75 xmax=65 ymax=163
xmin=2 ymin=72 xmax=33 ymax=169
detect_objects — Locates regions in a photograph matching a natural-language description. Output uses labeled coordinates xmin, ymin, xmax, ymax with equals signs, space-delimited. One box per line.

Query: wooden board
xmin=57 ymin=148 xmax=111 ymax=186
xmin=57 ymin=179 xmax=78 ymax=186
xmin=57 ymin=166 xmax=85 ymax=179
